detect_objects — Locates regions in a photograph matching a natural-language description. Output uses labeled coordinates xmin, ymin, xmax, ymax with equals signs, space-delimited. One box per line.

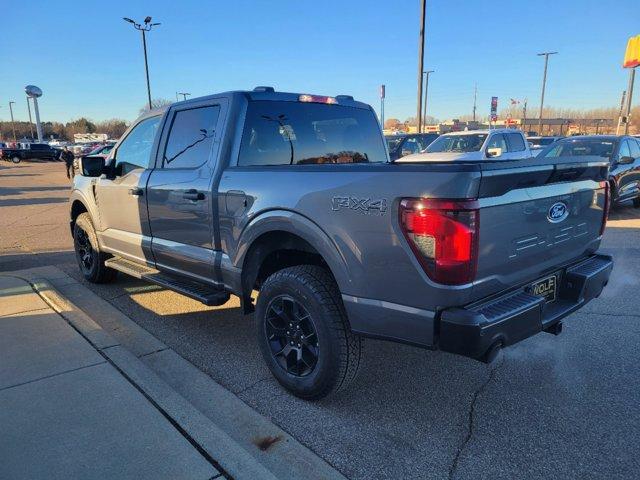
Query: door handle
xmin=183 ymin=189 xmax=205 ymax=201
xmin=128 ymin=187 xmax=143 ymax=196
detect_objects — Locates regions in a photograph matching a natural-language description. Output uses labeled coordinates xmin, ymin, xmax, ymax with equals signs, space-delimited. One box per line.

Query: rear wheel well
xmin=241 ymin=231 xmax=335 ymax=313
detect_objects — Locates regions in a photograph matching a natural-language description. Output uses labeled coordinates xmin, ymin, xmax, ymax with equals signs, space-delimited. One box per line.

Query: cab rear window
xmin=238 ymin=101 xmax=386 ymax=166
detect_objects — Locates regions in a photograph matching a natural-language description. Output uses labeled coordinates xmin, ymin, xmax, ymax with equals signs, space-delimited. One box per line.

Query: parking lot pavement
xmin=2 ymin=161 xmax=640 ymax=479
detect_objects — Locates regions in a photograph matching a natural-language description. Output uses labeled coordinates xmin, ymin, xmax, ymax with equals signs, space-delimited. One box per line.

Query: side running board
xmin=104 ymin=256 xmax=230 ymax=306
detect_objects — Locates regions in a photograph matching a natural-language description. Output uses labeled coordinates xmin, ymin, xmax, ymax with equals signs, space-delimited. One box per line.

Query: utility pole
xmin=472 ymin=83 xmax=477 ymax=122
xmin=616 ymin=90 xmax=627 ymax=135
xmin=8 ymin=101 xmax=17 ymax=142
xmin=123 ymin=17 xmax=160 ymax=111
xmin=537 ymin=51 xmax=558 ymax=134
xmin=422 ymin=70 xmax=434 ymax=129
xmin=380 ymin=84 xmax=386 ymax=129
xmin=624 ymin=68 xmax=636 ymax=135
xmin=416 ymin=0 xmax=426 ymax=133
xmin=522 ymin=99 xmax=527 ymax=133
xmin=177 ymin=92 xmax=191 ymax=101
xmin=26 ymin=97 xmax=35 ymax=139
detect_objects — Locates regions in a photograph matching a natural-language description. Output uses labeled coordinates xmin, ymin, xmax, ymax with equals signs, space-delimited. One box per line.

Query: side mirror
xmin=78 ymin=155 xmax=106 ymax=177
xmin=486 ymin=147 xmax=502 ymax=158
xmin=618 ymin=155 xmax=634 ymax=165
xmin=401 ymin=149 xmax=413 ymax=157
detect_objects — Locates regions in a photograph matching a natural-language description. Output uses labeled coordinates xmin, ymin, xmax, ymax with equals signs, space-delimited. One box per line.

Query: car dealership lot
xmin=2 ymin=161 xmax=639 ymax=479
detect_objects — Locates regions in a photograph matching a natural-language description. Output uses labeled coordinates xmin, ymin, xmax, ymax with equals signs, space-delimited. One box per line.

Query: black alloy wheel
xmin=75 ymin=226 xmax=94 ymax=274
xmin=265 ymin=295 xmax=319 ymax=377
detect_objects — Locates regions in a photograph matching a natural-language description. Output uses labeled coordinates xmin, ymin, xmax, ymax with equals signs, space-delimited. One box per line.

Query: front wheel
xmin=256 ymin=265 xmax=362 ymax=400
xmin=11 ymin=156 xmax=20 ymax=164
xmin=73 ymin=213 xmax=117 ymax=283
xmin=633 ymin=197 xmax=640 ymax=209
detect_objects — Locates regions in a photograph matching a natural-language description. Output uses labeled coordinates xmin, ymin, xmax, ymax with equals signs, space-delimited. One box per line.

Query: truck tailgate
xmin=472 ymin=158 xmax=609 ymax=300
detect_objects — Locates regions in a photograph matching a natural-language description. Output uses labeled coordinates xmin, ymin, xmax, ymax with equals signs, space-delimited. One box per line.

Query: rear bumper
xmin=438 ymin=254 xmax=613 ymax=362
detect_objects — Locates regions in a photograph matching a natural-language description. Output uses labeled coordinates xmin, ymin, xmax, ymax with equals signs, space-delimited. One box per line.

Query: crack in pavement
xmin=448 ymin=354 xmax=506 ymax=480
xmin=234 ymin=376 xmax=273 ymax=396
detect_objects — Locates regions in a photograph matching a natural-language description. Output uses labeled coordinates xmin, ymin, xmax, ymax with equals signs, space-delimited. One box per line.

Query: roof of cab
xmin=166 ymin=87 xmax=372 ymax=110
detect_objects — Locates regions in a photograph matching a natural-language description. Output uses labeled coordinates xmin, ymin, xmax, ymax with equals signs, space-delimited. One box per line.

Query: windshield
xmin=426 ymin=133 xmax=488 ymax=153
xmin=385 ymin=136 xmax=404 ymax=151
xmin=239 ymin=101 xmax=387 ymax=166
xmin=540 ymin=139 xmax=616 ymax=159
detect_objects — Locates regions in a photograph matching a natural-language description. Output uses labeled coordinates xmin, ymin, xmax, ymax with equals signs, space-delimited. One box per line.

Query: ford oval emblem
xmin=547 ymin=202 xmax=568 ymax=223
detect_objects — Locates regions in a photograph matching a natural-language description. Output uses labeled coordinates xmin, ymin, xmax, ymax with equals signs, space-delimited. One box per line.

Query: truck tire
xmin=256 ymin=265 xmax=362 ymax=400
xmin=633 ymin=197 xmax=640 ymax=209
xmin=73 ymin=213 xmax=117 ymax=284
xmin=11 ymin=156 xmax=20 ymax=164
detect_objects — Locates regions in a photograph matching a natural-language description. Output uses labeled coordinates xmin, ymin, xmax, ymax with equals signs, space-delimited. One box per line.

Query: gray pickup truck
xmin=70 ymin=87 xmax=613 ymax=399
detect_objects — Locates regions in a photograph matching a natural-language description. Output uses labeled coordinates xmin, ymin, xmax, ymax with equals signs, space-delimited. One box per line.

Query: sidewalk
xmin=0 ymin=275 xmax=221 ymax=480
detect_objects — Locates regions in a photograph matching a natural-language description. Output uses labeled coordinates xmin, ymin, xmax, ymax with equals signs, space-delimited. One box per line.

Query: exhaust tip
xmin=482 ymin=341 xmax=503 ymax=364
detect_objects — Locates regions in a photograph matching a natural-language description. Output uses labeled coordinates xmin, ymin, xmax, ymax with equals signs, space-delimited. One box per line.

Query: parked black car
xmin=538 ymin=135 xmax=640 ymax=208
xmin=385 ymin=133 xmax=439 ymax=160
xmin=0 ymin=143 xmax=61 ymax=163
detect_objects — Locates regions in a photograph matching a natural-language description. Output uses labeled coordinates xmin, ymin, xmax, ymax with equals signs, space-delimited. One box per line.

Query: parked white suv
xmin=398 ymin=129 xmax=532 ymax=162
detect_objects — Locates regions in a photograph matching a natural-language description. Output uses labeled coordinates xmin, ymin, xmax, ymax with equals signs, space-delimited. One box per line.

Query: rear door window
xmin=163 ymin=105 xmax=220 ymax=169
xmin=238 ymin=101 xmax=387 ymax=166
xmin=506 ymin=133 xmax=526 ymax=152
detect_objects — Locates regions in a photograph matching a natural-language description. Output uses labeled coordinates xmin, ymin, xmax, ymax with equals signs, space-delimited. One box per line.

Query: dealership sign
xmin=623 ymin=34 xmax=640 ymax=68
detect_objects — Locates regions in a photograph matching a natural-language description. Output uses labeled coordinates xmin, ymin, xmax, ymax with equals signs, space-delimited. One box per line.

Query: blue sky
xmin=1 ymin=0 xmax=638 ymax=123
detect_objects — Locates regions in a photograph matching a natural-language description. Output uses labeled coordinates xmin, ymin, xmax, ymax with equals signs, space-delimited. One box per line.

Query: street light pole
xmin=416 ymin=0 xmax=426 ymax=133
xmin=537 ymin=51 xmax=558 ymax=134
xmin=123 ymin=17 xmax=161 ymax=111
xmin=8 ymin=101 xmax=16 ymax=142
xmin=422 ymin=70 xmax=434 ymax=129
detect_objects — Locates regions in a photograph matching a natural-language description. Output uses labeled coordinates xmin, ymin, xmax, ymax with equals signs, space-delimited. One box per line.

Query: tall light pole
xmin=177 ymin=92 xmax=191 ymax=101
xmin=8 ymin=102 xmax=17 ymax=142
xmin=472 ymin=83 xmax=477 ymax=122
xmin=422 ymin=70 xmax=434 ymax=129
xmin=123 ymin=16 xmax=160 ymax=111
xmin=416 ymin=0 xmax=426 ymax=133
xmin=537 ymin=51 xmax=558 ymax=134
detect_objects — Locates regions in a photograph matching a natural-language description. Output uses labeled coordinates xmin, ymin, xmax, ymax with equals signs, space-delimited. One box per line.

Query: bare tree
xmin=139 ymin=98 xmax=173 ymax=115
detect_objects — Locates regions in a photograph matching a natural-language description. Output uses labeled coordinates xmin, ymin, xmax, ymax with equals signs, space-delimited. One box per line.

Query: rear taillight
xmin=399 ymin=198 xmax=479 ymax=285
xmin=599 ymin=181 xmax=610 ymax=236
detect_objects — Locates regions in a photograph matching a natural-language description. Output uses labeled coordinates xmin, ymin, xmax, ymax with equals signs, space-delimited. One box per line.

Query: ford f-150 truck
xmin=398 ymin=128 xmax=532 ymax=162
xmin=0 ymin=143 xmax=61 ymax=163
xmin=69 ymin=87 xmax=613 ymax=399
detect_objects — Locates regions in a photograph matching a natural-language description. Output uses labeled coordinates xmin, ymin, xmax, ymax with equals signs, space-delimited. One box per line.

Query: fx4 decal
xmin=332 ymin=196 xmax=388 ymax=215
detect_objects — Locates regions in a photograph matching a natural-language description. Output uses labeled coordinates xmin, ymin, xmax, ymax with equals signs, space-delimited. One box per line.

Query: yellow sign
xmin=623 ymin=35 xmax=640 ymax=68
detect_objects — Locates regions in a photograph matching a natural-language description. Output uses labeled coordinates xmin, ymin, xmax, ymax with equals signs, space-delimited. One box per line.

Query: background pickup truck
xmin=0 ymin=143 xmax=61 ymax=163
xmin=70 ymin=87 xmax=613 ymax=399
xmin=399 ymin=128 xmax=532 ymax=162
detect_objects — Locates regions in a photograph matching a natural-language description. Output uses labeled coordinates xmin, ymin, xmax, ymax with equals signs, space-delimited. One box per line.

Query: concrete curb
xmin=5 ymin=266 xmax=347 ymax=480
